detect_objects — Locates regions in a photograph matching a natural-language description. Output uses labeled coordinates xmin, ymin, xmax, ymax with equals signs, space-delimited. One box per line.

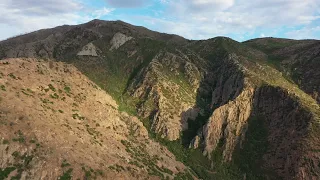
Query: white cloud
xmin=286 ymin=26 xmax=320 ymax=39
xmin=105 ymin=0 xmax=147 ymax=8
xmin=144 ymin=0 xmax=320 ymax=40
xmin=0 ymin=0 xmax=319 ymax=41
xmin=0 ymin=0 xmax=114 ymax=40
xmin=91 ymin=7 xmax=115 ymax=19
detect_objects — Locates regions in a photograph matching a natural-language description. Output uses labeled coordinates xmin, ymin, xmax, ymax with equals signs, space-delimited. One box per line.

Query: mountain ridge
xmin=0 ymin=19 xmax=319 ymax=180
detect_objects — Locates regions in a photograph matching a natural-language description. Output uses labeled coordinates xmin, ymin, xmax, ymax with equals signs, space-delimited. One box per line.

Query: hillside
xmin=244 ymin=38 xmax=320 ymax=104
xmin=0 ymin=58 xmax=190 ymax=179
xmin=0 ymin=20 xmax=320 ymax=180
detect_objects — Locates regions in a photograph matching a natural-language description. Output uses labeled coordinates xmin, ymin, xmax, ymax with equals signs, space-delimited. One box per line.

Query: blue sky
xmin=0 ymin=0 xmax=320 ymax=41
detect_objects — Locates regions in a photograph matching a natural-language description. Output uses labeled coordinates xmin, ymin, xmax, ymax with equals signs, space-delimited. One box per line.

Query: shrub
xmin=0 ymin=85 xmax=6 ymax=91
xmin=48 ymin=84 xmax=56 ymax=92
xmin=64 ymin=86 xmax=71 ymax=94
xmin=2 ymin=139 xmax=9 ymax=144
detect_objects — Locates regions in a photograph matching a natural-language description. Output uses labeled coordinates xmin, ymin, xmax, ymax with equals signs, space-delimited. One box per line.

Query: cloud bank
xmin=146 ymin=0 xmax=320 ymax=40
xmin=104 ymin=0 xmax=147 ymax=8
xmin=0 ymin=0 xmax=319 ymax=41
xmin=0 ymin=0 xmax=113 ymax=40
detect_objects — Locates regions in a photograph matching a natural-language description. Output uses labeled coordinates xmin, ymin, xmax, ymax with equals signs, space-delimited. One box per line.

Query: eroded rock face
xmin=77 ymin=42 xmax=98 ymax=56
xmin=109 ymin=32 xmax=133 ymax=51
xmin=203 ymin=85 xmax=255 ymax=160
xmin=128 ymin=51 xmax=203 ymax=140
xmin=197 ymin=82 xmax=320 ymax=179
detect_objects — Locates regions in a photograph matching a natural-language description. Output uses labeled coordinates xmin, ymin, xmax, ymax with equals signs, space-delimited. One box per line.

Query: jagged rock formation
xmin=127 ymin=50 xmax=203 ymax=140
xmin=0 ymin=20 xmax=319 ymax=180
xmin=0 ymin=58 xmax=189 ymax=179
xmin=203 ymin=85 xmax=254 ymax=160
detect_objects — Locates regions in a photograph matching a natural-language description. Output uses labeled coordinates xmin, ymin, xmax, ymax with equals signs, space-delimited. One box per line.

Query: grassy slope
xmin=242 ymin=39 xmax=320 ymax=121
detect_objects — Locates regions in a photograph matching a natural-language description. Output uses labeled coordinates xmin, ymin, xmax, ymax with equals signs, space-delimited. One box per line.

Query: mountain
xmin=0 ymin=20 xmax=319 ymax=180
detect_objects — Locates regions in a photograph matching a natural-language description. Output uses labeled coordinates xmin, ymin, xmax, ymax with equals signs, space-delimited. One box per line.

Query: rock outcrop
xmin=77 ymin=42 xmax=98 ymax=56
xmin=203 ymin=85 xmax=254 ymax=160
xmin=109 ymin=33 xmax=133 ymax=51
xmin=128 ymin=51 xmax=203 ymax=140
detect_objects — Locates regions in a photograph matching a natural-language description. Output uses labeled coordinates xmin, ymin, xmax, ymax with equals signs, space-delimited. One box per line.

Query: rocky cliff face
xmin=202 ymin=85 xmax=254 ymax=160
xmin=128 ymin=50 xmax=203 ymax=140
xmin=191 ymin=78 xmax=319 ymax=179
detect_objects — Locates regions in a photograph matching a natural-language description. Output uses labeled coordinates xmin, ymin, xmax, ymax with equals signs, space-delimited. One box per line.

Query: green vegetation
xmin=2 ymin=139 xmax=9 ymax=144
xmin=244 ymin=38 xmax=299 ymax=54
xmin=158 ymin=139 xmax=218 ymax=179
xmin=140 ymin=118 xmax=211 ymax=179
xmin=72 ymin=113 xmax=85 ymax=120
xmin=40 ymin=98 xmax=53 ymax=104
xmin=8 ymin=73 xmax=17 ymax=79
xmin=61 ymin=160 xmax=71 ymax=168
xmin=50 ymin=93 xmax=59 ymax=99
xmin=26 ymin=88 xmax=34 ymax=94
xmin=84 ymin=124 xmax=103 ymax=146
xmin=120 ymin=139 xmax=170 ymax=178
xmin=9 ymin=151 xmax=35 ymax=179
xmin=64 ymin=86 xmax=71 ymax=94
xmin=0 ymin=167 xmax=16 ymax=179
xmin=70 ymin=38 xmax=168 ymax=117
xmin=12 ymin=130 xmax=25 ymax=143
xmin=108 ymin=164 xmax=125 ymax=173
xmin=21 ymin=88 xmax=34 ymax=96
xmin=12 ymin=151 xmax=20 ymax=158
xmin=83 ymin=167 xmax=92 ymax=179
xmin=232 ymin=115 xmax=275 ymax=179
xmin=0 ymin=85 xmax=6 ymax=91
xmin=80 ymin=166 xmax=103 ymax=179
xmin=59 ymin=168 xmax=73 ymax=180
xmin=173 ymin=172 xmax=194 ymax=180
xmin=48 ymin=84 xmax=56 ymax=92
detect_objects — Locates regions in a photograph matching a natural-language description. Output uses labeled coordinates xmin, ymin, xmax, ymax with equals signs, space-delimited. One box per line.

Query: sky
xmin=0 ymin=0 xmax=320 ymax=41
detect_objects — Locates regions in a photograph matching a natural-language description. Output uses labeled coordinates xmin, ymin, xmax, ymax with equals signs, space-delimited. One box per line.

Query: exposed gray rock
xmin=109 ymin=32 xmax=133 ymax=51
xmin=77 ymin=42 xmax=98 ymax=56
xmin=203 ymin=85 xmax=254 ymax=160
